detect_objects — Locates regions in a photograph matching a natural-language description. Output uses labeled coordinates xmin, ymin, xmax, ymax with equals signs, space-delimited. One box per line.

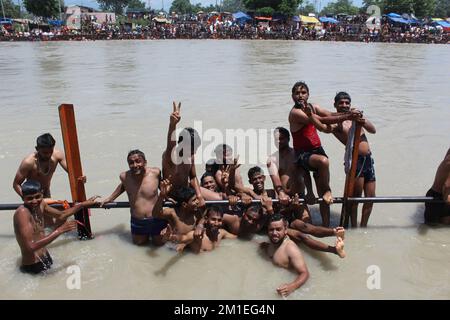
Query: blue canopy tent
xmin=292 ymin=16 xmax=300 ymax=22
xmin=386 ymin=13 xmax=419 ymax=25
xmin=0 ymin=18 xmax=14 ymax=24
xmin=232 ymin=11 xmax=252 ymax=25
xmin=48 ymin=20 xmax=64 ymax=27
xmin=434 ymin=20 xmax=450 ymax=28
xmin=319 ymin=17 xmax=339 ymax=24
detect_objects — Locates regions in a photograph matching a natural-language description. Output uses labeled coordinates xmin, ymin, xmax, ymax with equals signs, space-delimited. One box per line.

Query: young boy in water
xmin=288 ymin=82 xmax=358 ymax=226
xmin=13 ymin=180 xmax=98 ymax=274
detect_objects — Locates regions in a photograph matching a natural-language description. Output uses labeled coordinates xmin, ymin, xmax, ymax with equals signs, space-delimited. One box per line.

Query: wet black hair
xmin=175 ymin=187 xmax=197 ymax=204
xmin=205 ymin=205 xmax=223 ymax=217
xmin=36 ymin=133 xmax=56 ymax=149
xmin=274 ymin=127 xmax=290 ymax=141
xmin=201 ymin=172 xmax=215 ymax=185
xmin=178 ymin=127 xmax=201 ymax=151
xmin=21 ymin=180 xmax=42 ymax=197
xmin=127 ymin=149 xmax=146 ymax=161
xmin=334 ymin=92 xmax=352 ymax=105
xmin=248 ymin=166 xmax=264 ymax=180
xmin=268 ymin=213 xmax=287 ymax=225
xmin=292 ymin=81 xmax=309 ymax=94
xmin=245 ymin=205 xmax=262 ymax=217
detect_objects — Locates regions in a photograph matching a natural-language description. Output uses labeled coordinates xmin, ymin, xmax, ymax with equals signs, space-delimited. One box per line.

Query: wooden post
xmin=58 ymin=104 xmax=93 ymax=239
xmin=339 ymin=122 xmax=362 ymax=227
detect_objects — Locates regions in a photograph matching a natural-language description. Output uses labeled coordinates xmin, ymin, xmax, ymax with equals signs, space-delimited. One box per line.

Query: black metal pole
xmin=0 ymin=196 xmax=445 ymax=211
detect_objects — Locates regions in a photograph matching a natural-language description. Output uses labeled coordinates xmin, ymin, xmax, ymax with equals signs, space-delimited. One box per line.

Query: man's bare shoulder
xmin=14 ymin=206 xmax=30 ymax=223
xmin=286 ymin=239 xmax=303 ymax=255
xmin=223 ymin=213 xmax=239 ymax=223
xmin=21 ymin=153 xmax=36 ymax=166
xmin=119 ymin=171 xmax=127 ymax=181
xmin=53 ymin=149 xmax=65 ymax=160
xmin=147 ymin=167 xmax=161 ymax=176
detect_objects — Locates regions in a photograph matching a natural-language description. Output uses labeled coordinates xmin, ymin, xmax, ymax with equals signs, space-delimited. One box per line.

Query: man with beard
xmin=222 ymin=202 xmax=270 ymax=238
xmin=246 ymin=166 xmax=346 ymax=258
xmin=260 ymin=213 xmax=309 ymax=297
xmin=100 ymin=150 xmax=166 ymax=246
xmin=14 ymin=180 xmax=99 ymax=274
xmin=163 ymin=206 xmax=237 ymax=253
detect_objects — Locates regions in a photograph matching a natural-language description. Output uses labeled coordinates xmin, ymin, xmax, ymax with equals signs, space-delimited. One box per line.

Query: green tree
xmin=412 ymin=0 xmax=436 ymax=17
xmin=434 ymin=0 xmax=450 ymax=17
xmin=320 ymin=0 xmax=359 ymax=15
xmin=2 ymin=0 xmax=22 ymax=18
xmin=23 ymin=0 xmax=63 ymax=18
xmin=243 ymin=0 xmax=302 ymax=16
xmin=97 ymin=0 xmax=131 ymax=15
xmin=383 ymin=0 xmax=414 ymax=14
xmin=299 ymin=1 xmax=316 ymax=15
xmin=360 ymin=0 xmax=385 ymax=14
xmin=222 ymin=0 xmax=245 ymax=12
xmin=256 ymin=6 xmax=275 ymax=15
xmin=170 ymin=0 xmax=192 ymax=14
xmin=127 ymin=0 xmax=146 ymax=9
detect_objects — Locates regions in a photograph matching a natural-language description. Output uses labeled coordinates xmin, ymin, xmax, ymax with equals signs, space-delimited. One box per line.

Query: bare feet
xmin=333 ymin=227 xmax=345 ymax=240
xmin=322 ymin=190 xmax=333 ymax=205
xmin=335 ymin=236 xmax=346 ymax=258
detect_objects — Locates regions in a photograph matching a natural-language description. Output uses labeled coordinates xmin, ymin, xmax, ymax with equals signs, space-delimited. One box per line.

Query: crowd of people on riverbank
xmin=1 ymin=13 xmax=448 ymax=43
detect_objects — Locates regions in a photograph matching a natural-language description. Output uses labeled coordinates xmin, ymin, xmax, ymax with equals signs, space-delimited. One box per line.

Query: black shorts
xmin=295 ymin=147 xmax=328 ymax=172
xmin=424 ymin=188 xmax=450 ymax=224
xmin=20 ymin=252 xmax=53 ymax=274
xmin=356 ymin=153 xmax=376 ymax=182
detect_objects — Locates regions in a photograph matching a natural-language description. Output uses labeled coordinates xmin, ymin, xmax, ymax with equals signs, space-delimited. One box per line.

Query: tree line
xmin=2 ymin=0 xmax=449 ymax=20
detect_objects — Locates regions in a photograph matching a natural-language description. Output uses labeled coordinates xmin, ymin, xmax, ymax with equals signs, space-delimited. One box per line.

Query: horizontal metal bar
xmin=0 ymin=196 xmax=444 ymax=211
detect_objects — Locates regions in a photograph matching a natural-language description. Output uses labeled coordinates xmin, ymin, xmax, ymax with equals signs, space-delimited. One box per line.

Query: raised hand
xmin=170 ymin=101 xmax=181 ymax=126
xmin=160 ymin=177 xmax=173 ymax=199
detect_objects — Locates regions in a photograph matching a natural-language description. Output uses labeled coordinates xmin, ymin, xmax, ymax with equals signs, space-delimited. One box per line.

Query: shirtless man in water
xmin=100 ymin=150 xmax=166 ymax=246
xmin=163 ymin=206 xmax=237 ymax=254
xmin=13 ymin=133 xmax=68 ymax=199
xmin=424 ymin=148 xmax=450 ymax=225
xmin=288 ymin=82 xmax=358 ymax=226
xmin=305 ymin=92 xmax=376 ymax=227
xmin=162 ymin=101 xmax=207 ymax=204
xmin=260 ymin=213 xmax=310 ymax=297
xmin=244 ymin=167 xmax=345 ymax=258
xmin=14 ymin=180 xmax=98 ymax=274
